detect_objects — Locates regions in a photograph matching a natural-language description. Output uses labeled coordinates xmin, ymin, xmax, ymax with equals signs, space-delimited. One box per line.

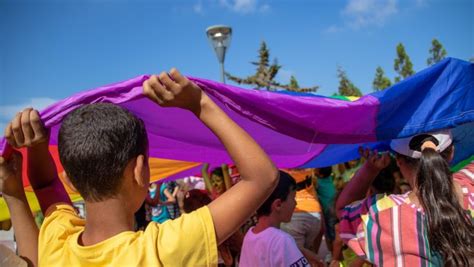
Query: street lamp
xmin=206 ymin=25 xmax=232 ymax=83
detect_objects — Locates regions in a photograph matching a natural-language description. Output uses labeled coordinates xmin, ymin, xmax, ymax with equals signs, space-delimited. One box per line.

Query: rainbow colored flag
xmin=0 ymin=57 xmax=473 ymax=220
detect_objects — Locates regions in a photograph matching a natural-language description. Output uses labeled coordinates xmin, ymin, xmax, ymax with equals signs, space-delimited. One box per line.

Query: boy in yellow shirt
xmin=4 ymin=68 xmax=278 ymax=266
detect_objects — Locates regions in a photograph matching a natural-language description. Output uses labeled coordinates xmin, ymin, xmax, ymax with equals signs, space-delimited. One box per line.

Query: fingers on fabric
xmin=29 ymin=109 xmax=47 ymax=143
xmin=143 ymin=76 xmax=165 ymax=105
xmin=169 ymin=68 xmax=189 ymax=88
xmin=10 ymin=112 xmax=25 ymax=147
xmin=5 ymin=109 xmax=46 ymax=148
xmin=144 ymin=74 xmax=179 ymax=105
xmin=158 ymin=71 xmax=180 ymax=97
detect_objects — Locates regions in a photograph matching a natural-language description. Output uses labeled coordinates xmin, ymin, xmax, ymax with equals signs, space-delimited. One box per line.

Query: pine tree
xmin=226 ymin=41 xmax=318 ymax=92
xmin=372 ymin=66 xmax=392 ymax=91
xmin=337 ymin=66 xmax=362 ymax=96
xmin=427 ymin=38 xmax=447 ymax=66
xmin=289 ymin=76 xmax=300 ymax=90
xmin=251 ymin=42 xmax=271 ymax=84
xmin=394 ymin=43 xmax=414 ymax=83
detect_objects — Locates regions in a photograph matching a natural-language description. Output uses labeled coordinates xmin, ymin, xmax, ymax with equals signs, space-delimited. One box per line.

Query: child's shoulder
xmin=251 ymin=227 xmax=295 ymax=245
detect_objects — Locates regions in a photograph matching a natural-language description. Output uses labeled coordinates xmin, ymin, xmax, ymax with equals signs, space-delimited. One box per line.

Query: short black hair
xmin=318 ymin=166 xmax=333 ymax=178
xmin=211 ymin=167 xmax=224 ymax=178
xmin=183 ymin=189 xmax=212 ymax=213
xmin=58 ymin=103 xmax=148 ymax=201
xmin=371 ymin=157 xmax=398 ymax=194
xmin=257 ymin=170 xmax=296 ymax=217
xmin=372 ymin=167 xmax=396 ymax=194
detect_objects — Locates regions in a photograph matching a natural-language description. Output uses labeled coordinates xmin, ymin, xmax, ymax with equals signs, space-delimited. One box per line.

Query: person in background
xmin=164 ymin=181 xmax=180 ymax=219
xmin=365 ymin=161 xmax=397 ymax=197
xmin=337 ymin=130 xmax=474 ymax=266
xmin=338 ymin=159 xmax=361 ymax=183
xmin=146 ymin=182 xmax=175 ymax=224
xmin=183 ymin=189 xmax=243 ymax=267
xmin=315 ymin=166 xmax=337 ymax=264
xmin=281 ymin=168 xmax=323 ymax=264
xmin=398 ymin=181 xmax=412 ymax=194
xmin=202 ymin=163 xmax=232 ymax=199
xmin=332 ymin=162 xmax=397 ymax=267
xmin=240 ymin=170 xmax=314 ymax=267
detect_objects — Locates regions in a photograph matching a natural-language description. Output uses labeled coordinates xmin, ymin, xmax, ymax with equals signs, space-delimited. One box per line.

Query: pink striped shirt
xmin=339 ymin=162 xmax=474 ymax=267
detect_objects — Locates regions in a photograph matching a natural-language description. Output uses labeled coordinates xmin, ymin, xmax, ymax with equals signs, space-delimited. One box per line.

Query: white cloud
xmin=342 ymin=0 xmax=398 ymax=29
xmin=233 ymin=0 xmax=256 ymax=12
xmin=193 ymin=0 xmax=204 ymax=14
xmin=219 ymin=0 xmax=269 ymax=14
xmin=324 ymin=0 xmax=399 ymax=33
xmin=324 ymin=25 xmax=344 ymax=34
xmin=0 ymin=97 xmax=57 ymax=133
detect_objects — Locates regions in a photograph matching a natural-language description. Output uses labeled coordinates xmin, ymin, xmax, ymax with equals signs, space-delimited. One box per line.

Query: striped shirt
xmin=339 ymin=162 xmax=474 ymax=267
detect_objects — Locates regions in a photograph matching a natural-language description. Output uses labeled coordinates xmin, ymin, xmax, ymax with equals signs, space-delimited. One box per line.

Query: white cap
xmin=390 ymin=129 xmax=453 ymax=158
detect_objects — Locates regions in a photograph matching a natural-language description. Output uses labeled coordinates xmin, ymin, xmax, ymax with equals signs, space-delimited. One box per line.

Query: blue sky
xmin=0 ymin=0 xmax=473 ymax=132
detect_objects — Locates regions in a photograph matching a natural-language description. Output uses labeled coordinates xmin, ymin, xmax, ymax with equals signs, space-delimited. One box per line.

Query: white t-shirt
xmin=239 ymin=226 xmax=309 ymax=267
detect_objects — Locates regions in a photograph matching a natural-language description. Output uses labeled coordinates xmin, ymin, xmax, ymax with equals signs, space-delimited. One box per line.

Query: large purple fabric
xmin=1 ymin=58 xmax=473 ymax=169
xmin=0 ymin=75 xmax=379 ymax=168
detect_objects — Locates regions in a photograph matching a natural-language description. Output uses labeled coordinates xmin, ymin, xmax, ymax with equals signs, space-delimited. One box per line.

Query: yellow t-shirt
xmin=287 ymin=169 xmax=321 ymax=213
xmin=38 ymin=204 xmax=218 ymax=266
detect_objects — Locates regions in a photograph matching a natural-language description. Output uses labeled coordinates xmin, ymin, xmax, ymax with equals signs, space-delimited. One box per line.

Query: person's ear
xmin=133 ymin=155 xmax=149 ymax=187
xmin=271 ymin=199 xmax=282 ymax=213
xmin=61 ymin=171 xmax=78 ymax=193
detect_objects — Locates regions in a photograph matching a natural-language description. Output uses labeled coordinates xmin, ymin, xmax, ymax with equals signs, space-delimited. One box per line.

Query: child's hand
xmin=143 ymin=68 xmax=203 ymax=114
xmin=0 ymin=152 xmax=23 ymax=198
xmin=359 ymin=147 xmax=390 ymax=172
xmin=4 ymin=108 xmax=48 ymax=148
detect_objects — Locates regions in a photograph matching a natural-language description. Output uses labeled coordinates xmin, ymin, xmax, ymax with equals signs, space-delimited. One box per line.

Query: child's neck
xmin=80 ymin=197 xmax=135 ymax=246
xmin=252 ymin=215 xmax=281 ymax=234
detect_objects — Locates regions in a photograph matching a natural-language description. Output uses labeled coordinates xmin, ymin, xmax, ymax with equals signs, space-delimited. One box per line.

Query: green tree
xmin=289 ymin=76 xmax=299 ymax=90
xmin=394 ymin=43 xmax=414 ymax=83
xmin=427 ymin=38 xmax=447 ymax=66
xmin=337 ymin=66 xmax=362 ymax=96
xmin=226 ymin=41 xmax=318 ymax=92
xmin=372 ymin=66 xmax=392 ymax=91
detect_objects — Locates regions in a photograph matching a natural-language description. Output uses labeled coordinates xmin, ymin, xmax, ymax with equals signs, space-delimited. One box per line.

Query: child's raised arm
xmin=221 ymin=164 xmax=232 ymax=191
xmin=4 ymin=108 xmax=72 ymax=216
xmin=143 ymin=69 xmax=278 ymax=244
xmin=201 ymin=163 xmax=213 ymax=193
xmin=335 ymin=148 xmax=390 ymax=216
xmin=0 ymin=151 xmax=38 ymax=266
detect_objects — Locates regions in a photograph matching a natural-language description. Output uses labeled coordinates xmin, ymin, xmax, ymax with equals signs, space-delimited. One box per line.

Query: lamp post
xmin=206 ymin=25 xmax=232 ymax=83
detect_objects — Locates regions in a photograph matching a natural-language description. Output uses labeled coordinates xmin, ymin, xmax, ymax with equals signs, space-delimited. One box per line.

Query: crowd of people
xmin=0 ymin=69 xmax=472 ymax=266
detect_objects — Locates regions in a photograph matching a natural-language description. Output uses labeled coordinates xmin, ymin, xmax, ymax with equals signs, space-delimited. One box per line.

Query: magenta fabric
xmin=0 ymin=75 xmax=378 ymax=168
xmin=2 ymin=58 xmax=472 ymax=169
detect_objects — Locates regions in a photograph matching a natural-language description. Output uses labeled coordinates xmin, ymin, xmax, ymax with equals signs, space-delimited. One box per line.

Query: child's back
xmin=40 ymin=203 xmax=215 ymax=265
xmin=240 ymin=226 xmax=309 ymax=266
